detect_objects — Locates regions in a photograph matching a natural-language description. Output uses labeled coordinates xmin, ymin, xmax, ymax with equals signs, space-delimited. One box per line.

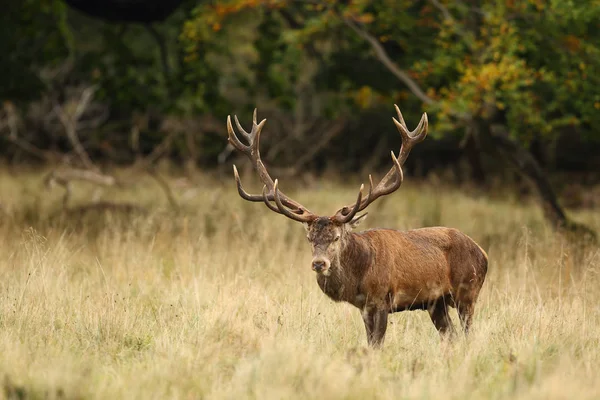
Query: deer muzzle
xmin=311 ymin=257 xmax=331 ymax=275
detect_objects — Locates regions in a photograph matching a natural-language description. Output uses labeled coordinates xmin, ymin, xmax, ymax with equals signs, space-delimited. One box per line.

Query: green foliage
xmin=2 ymin=0 xmax=599 ymax=167
xmin=177 ymin=0 xmax=600 ymax=144
xmin=0 ymin=0 xmax=71 ymax=102
xmin=427 ymin=0 xmax=600 ymax=142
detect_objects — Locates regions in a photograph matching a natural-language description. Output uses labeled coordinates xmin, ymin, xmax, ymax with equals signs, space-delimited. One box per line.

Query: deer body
xmin=227 ymin=105 xmax=488 ymax=348
xmin=311 ymin=225 xmax=488 ymax=346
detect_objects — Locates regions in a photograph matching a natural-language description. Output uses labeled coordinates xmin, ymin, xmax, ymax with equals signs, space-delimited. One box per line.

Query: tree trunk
xmin=488 ymin=128 xmax=596 ymax=241
xmin=463 ymin=127 xmax=486 ymax=185
xmin=490 ymin=131 xmax=567 ymax=226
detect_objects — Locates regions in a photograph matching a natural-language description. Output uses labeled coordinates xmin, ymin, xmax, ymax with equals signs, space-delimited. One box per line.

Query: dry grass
xmin=0 ymin=168 xmax=599 ymax=400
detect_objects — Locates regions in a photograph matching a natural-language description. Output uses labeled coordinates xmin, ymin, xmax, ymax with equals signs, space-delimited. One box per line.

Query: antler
xmin=333 ymin=104 xmax=428 ymax=223
xmin=228 ymin=109 xmax=317 ymax=223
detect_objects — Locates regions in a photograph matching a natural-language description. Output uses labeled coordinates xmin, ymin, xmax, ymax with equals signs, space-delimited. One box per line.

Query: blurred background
xmin=2 ymin=3 xmax=600 ymax=397
xmin=1 ymin=0 xmax=599 ymax=230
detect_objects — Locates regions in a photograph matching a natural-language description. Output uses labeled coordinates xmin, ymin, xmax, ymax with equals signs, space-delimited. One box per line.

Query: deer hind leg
xmin=457 ymin=301 xmax=475 ymax=335
xmin=428 ymin=298 xmax=455 ymax=338
xmin=361 ymin=308 xmax=388 ymax=348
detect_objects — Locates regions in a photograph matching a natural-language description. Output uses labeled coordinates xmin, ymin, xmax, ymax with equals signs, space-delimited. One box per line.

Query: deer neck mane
xmin=316 ymin=232 xmax=371 ymax=305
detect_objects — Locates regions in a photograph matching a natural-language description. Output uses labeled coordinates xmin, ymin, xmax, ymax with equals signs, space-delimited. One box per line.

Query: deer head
xmin=227 ymin=105 xmax=428 ymax=276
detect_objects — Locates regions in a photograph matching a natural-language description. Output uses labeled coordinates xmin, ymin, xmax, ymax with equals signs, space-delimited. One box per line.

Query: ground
xmin=0 ymin=168 xmax=598 ymax=399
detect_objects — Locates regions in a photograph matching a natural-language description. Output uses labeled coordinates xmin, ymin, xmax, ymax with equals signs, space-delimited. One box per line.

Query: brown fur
xmin=306 ymin=217 xmax=488 ymax=347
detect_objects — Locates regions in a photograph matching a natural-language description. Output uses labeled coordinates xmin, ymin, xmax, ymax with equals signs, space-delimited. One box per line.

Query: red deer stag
xmin=227 ymin=105 xmax=488 ymax=348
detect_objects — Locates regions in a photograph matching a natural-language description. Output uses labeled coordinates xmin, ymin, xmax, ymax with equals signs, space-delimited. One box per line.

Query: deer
xmin=226 ymin=105 xmax=488 ymax=348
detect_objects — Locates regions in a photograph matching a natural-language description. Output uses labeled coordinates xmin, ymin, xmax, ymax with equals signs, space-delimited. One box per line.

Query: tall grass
xmin=0 ymin=168 xmax=598 ymax=399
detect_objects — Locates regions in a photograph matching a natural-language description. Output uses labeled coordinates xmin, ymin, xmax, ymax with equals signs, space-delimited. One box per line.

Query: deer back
xmin=348 ymin=227 xmax=487 ymax=309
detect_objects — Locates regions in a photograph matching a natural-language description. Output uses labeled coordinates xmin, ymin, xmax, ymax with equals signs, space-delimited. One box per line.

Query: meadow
xmin=0 ymin=167 xmax=598 ymax=400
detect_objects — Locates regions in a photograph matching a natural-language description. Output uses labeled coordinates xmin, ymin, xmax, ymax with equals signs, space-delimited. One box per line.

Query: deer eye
xmin=334 ymin=236 xmax=340 ymax=242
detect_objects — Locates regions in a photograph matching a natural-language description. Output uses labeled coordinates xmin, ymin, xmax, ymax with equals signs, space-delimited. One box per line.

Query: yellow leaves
xmin=595 ymin=102 xmax=600 ymax=110
xmin=396 ymin=91 xmax=409 ymax=101
xmin=214 ymin=0 xmax=284 ymax=17
xmin=530 ymin=0 xmax=545 ymax=11
xmin=343 ymin=11 xmax=375 ymax=26
xmin=352 ymin=86 xmax=389 ymax=109
xmin=426 ymin=87 xmax=438 ymax=100
xmin=437 ymin=97 xmax=457 ymax=120
xmin=353 ymin=86 xmax=374 ymax=109
xmin=355 ymin=13 xmax=374 ymax=24
xmin=214 ymin=3 xmax=238 ymax=16
xmin=183 ymin=0 xmax=288 ymax=59
xmin=416 ymin=17 xmax=439 ymax=28
xmin=564 ymin=35 xmax=581 ymax=53
xmin=453 ymin=54 xmax=542 ymax=118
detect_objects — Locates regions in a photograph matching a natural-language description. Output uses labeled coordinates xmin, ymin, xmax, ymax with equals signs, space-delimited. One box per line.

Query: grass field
xmin=0 ymin=168 xmax=599 ymax=399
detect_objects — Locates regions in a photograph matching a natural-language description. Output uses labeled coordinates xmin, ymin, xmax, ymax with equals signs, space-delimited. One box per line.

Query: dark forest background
xmin=1 ymin=0 xmax=599 ymax=231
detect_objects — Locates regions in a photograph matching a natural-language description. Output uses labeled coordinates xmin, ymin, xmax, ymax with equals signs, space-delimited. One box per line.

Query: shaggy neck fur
xmin=316 ymin=232 xmax=372 ymax=306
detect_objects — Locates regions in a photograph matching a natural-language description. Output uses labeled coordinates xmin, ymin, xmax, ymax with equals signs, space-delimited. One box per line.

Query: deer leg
xmin=457 ymin=301 xmax=475 ymax=335
xmin=428 ymin=300 xmax=454 ymax=338
xmin=362 ymin=308 xmax=388 ymax=348
xmin=361 ymin=308 xmax=375 ymax=344
xmin=371 ymin=309 xmax=388 ymax=347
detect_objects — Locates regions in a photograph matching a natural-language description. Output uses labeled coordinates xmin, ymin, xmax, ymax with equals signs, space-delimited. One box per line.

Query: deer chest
xmin=316 ymin=275 xmax=359 ymax=305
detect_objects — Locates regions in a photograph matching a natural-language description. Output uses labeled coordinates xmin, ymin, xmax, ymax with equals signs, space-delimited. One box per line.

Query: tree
xmin=180 ymin=0 xmax=599 ymax=234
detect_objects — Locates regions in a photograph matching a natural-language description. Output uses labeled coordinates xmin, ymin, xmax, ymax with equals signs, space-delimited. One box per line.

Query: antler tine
xmin=353 ymin=175 xmax=374 ymax=212
xmin=394 ymin=104 xmax=408 ymax=130
xmin=374 ymin=151 xmax=404 ymax=196
xmin=393 ymin=105 xmax=428 ymax=165
xmin=332 ymin=105 xmax=422 ymax=222
xmin=262 ymin=184 xmax=282 ymax=213
xmin=233 ymin=165 xmax=263 ymax=201
xmin=227 ymin=116 xmax=249 ymax=152
xmin=273 ymin=180 xmax=316 ymax=223
xmin=234 ymin=115 xmax=252 ymax=141
xmin=334 ymin=184 xmax=364 ymax=223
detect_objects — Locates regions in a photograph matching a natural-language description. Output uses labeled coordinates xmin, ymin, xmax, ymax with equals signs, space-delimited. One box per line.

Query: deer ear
xmin=348 ymin=213 xmax=368 ymax=229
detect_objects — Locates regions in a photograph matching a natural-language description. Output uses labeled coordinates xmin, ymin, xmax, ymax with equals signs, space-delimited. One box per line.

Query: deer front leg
xmin=428 ymin=300 xmax=455 ymax=338
xmin=362 ymin=307 xmax=388 ymax=348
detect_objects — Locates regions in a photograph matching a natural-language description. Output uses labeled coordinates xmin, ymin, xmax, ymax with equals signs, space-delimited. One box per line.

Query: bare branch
xmin=2 ymin=102 xmax=58 ymax=162
xmin=44 ymin=168 xmax=116 ymax=209
xmin=342 ymin=17 xmax=435 ymax=106
xmin=274 ymin=118 xmax=347 ymax=177
xmin=430 ymin=0 xmax=453 ymax=21
xmin=54 ymin=86 xmax=99 ymax=171
xmin=138 ymin=130 xmax=179 ymax=168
